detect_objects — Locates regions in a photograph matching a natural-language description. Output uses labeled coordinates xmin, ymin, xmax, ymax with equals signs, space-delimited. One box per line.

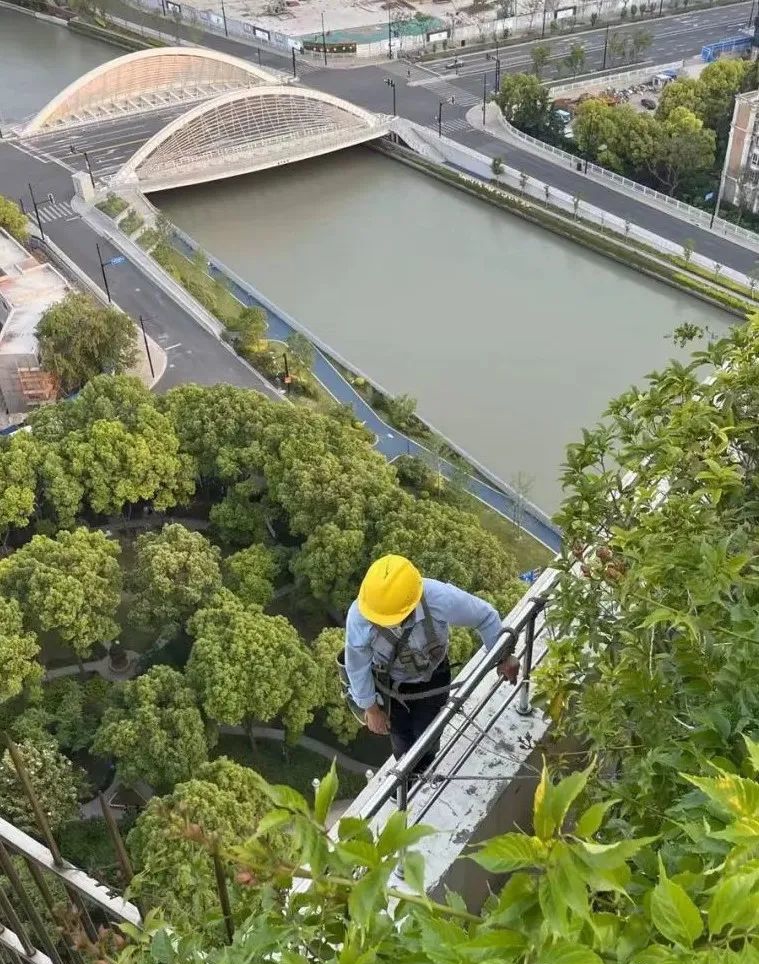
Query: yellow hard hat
xmin=358 ymin=555 xmax=423 ymax=627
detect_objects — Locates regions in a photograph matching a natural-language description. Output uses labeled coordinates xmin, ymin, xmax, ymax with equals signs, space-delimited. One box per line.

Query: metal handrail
xmin=352 ymin=569 xmax=559 ymax=822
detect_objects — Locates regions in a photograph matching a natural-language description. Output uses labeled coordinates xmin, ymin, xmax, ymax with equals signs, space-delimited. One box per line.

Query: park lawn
xmin=214 ymin=733 xmax=367 ymax=800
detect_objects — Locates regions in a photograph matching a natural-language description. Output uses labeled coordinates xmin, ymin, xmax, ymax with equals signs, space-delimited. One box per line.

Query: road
xmin=0 ymin=139 xmax=279 ymax=396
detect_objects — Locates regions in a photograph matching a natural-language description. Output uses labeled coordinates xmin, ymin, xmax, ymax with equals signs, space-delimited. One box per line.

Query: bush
xmin=137 ymin=227 xmax=161 ymax=251
xmin=119 ymin=210 xmax=144 ymax=235
xmin=96 ymin=194 xmax=129 ymax=218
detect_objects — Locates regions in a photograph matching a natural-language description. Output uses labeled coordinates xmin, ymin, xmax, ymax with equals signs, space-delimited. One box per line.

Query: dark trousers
xmin=387 ymin=662 xmax=451 ymax=774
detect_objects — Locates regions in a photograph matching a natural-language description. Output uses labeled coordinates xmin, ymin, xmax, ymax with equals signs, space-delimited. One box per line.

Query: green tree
xmin=0 ymin=528 xmax=121 ymax=659
xmin=629 ymin=26 xmax=652 ymax=61
xmin=0 ymin=598 xmax=41 ymax=705
xmin=126 ymin=757 xmax=281 ymax=928
xmin=223 ymin=543 xmax=280 ymax=608
xmin=290 ymin=523 xmax=367 ymax=612
xmin=0 ymin=738 xmax=79 ymax=834
xmin=36 ymin=293 xmax=138 ymax=394
xmin=491 ymin=156 xmax=504 ymax=176
xmin=93 ymin=666 xmax=211 ymax=792
xmin=286 ymin=332 xmax=315 ymax=372
xmin=130 ymin=524 xmax=223 ymax=636
xmin=230 ymin=306 xmax=268 ymax=349
xmin=572 ymin=98 xmax=618 ymax=162
xmin=40 ymin=676 xmax=112 ymax=752
xmin=0 ymin=431 xmax=41 ymax=544
xmin=563 ymin=42 xmax=586 ymax=76
xmin=209 ymin=481 xmax=269 ymax=547
xmin=530 ymin=42 xmax=551 ymax=77
xmin=313 ymin=627 xmax=362 ymax=745
xmin=187 ymin=592 xmax=323 ymax=742
xmin=0 ymin=195 xmax=28 ymax=243
xmin=385 ymin=393 xmax=418 ymax=432
xmin=496 ymin=72 xmax=550 ymax=133
xmin=656 ymin=76 xmax=702 ymax=122
xmin=648 ymin=106 xmax=716 ymax=195
xmin=373 ymin=497 xmax=517 ymax=594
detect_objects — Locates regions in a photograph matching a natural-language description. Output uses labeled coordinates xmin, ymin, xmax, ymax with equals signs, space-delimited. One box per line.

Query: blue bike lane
xmin=172 ymin=232 xmax=561 ymax=553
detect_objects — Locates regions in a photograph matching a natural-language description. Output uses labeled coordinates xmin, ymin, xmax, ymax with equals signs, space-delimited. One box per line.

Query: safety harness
xmin=337 ymin=595 xmax=460 ymax=721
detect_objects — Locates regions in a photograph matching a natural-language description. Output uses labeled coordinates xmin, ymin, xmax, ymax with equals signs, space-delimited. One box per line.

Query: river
xmin=153 ymin=152 xmax=727 ymax=509
xmin=1 ymin=9 xmax=729 ymax=510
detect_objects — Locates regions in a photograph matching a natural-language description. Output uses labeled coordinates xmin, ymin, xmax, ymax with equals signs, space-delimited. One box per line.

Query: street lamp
xmin=485 ymin=51 xmax=501 ymax=91
xmin=139 ymin=315 xmax=156 ymax=380
xmin=321 ymin=11 xmax=328 ymax=66
xmin=602 ymin=24 xmax=610 ymax=70
xmin=384 ymin=77 xmax=397 ymax=115
xmin=482 ymin=72 xmax=488 ymax=124
xmin=27 ymin=183 xmax=45 ymax=242
xmin=69 ymin=143 xmax=96 ymax=190
xmin=437 ymin=95 xmax=455 ymax=137
xmin=220 ymin=0 xmax=228 ymax=36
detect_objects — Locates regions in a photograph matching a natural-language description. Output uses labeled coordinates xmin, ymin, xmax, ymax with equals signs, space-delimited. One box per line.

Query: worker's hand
xmin=365 ymin=703 xmax=390 ymax=735
xmin=497 ymin=654 xmax=520 ymax=686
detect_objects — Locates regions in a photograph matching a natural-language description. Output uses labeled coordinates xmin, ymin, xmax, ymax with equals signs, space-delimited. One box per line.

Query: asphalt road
xmin=0 ymin=140 xmax=279 ymax=396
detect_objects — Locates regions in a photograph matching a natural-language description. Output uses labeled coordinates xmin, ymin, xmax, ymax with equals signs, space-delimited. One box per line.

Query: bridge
xmin=21 ymin=48 xmax=388 ymax=192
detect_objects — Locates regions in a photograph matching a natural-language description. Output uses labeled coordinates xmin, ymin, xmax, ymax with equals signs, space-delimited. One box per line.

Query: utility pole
xmin=541 ymin=0 xmax=548 ymax=38
xmin=658 ymin=0 xmax=663 ymax=14
xmin=27 ymin=183 xmax=45 ymax=242
xmin=96 ymin=243 xmax=112 ymax=303
xmin=388 ymin=3 xmax=392 ymax=59
xmin=438 ymin=99 xmax=443 ymax=137
xmin=70 ymin=144 xmax=95 ymax=190
xmin=220 ymin=0 xmax=228 ymax=35
xmin=384 ymin=77 xmax=396 ymax=115
xmin=292 ymin=46 xmax=297 ymax=76
xmin=749 ymin=0 xmax=756 ymax=26
xmin=482 ymin=72 xmax=488 ymax=124
xmin=321 ymin=11 xmax=328 ymax=65
xmin=139 ymin=316 xmax=155 ymax=380
xmin=602 ymin=23 xmax=610 ymax=69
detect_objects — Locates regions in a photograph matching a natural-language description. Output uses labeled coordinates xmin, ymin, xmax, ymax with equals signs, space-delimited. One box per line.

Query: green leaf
xmin=463 ymin=930 xmax=526 ymax=959
xmin=574 ymin=799 xmax=618 ymax=839
xmin=588 ymin=912 xmax=620 ymax=953
xmin=338 ymin=816 xmax=373 ymax=843
xmin=539 ymin=874 xmax=569 ymax=938
xmin=336 ymin=839 xmax=380 ymax=868
xmin=577 ymin=836 xmax=657 ymax=870
xmin=150 ymin=931 xmax=174 ymax=964
xmin=685 ymin=773 xmax=759 ymax=819
xmin=744 ymin=735 xmax=759 ymax=776
xmin=548 ymin=841 xmax=589 ymax=921
xmin=314 ymin=762 xmax=338 ymax=825
xmin=630 ymin=950 xmax=681 ymax=964
xmin=650 ymin=856 xmax=703 ymax=948
xmin=708 ymin=871 xmax=759 ymax=935
xmin=550 ymin=764 xmax=593 ymax=831
xmin=257 ymin=808 xmax=292 ymax=834
xmin=472 ymin=832 xmax=547 ymax=872
xmin=377 ymin=811 xmax=435 ymax=857
xmin=616 ymin=917 xmax=652 ymax=963
xmin=263 ymin=782 xmax=310 ymax=815
xmin=534 ymin=763 xmax=556 ymax=840
xmin=536 ymin=940 xmax=603 ymax=963
xmin=403 ymin=851 xmax=425 ymax=895
xmin=348 ymin=864 xmax=392 ymax=929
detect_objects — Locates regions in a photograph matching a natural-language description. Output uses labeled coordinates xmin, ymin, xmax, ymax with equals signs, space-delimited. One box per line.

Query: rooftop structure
xmin=721 ymin=88 xmax=759 ymax=214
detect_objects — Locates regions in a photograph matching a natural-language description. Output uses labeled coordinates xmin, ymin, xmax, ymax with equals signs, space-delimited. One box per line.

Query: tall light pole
xmin=292 ymin=46 xmax=297 ymax=76
xmin=220 ymin=0 xmax=228 ymax=35
xmin=321 ymin=11 xmax=328 ymax=66
xmin=602 ymin=23 xmax=610 ymax=69
xmin=486 ymin=51 xmax=501 ymax=91
xmin=139 ymin=316 xmax=155 ymax=380
xmin=96 ymin=244 xmax=112 ymax=303
xmin=437 ymin=95 xmax=454 ymax=136
xmin=27 ymin=183 xmax=45 ymax=242
xmin=69 ymin=143 xmax=95 ymax=190
xmin=387 ymin=3 xmax=393 ymax=59
xmin=482 ymin=72 xmax=488 ymax=124
xmin=384 ymin=77 xmax=396 ymax=115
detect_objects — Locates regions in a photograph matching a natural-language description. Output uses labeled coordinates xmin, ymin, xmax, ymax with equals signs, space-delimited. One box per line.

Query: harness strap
xmin=374 ymin=595 xmax=443 ymax=676
xmin=374 ymin=676 xmax=462 ymax=711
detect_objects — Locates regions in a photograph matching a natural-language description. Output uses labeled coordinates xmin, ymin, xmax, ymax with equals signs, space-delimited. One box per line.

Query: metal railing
xmin=352 ymin=567 xmax=559 ymax=825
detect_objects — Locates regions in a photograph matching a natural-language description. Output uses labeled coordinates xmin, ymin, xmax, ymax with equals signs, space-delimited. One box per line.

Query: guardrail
xmin=548 ymin=59 xmax=683 ymax=98
xmin=500 ymin=116 xmax=759 ymax=248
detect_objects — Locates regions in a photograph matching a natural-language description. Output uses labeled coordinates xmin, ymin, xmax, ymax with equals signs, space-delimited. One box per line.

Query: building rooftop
xmin=0 ymin=230 xmax=69 ymax=358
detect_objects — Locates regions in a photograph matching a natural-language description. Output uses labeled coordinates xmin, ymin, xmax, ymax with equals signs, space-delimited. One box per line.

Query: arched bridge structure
xmin=24 ymin=47 xmax=280 ymax=135
xmin=111 ymin=86 xmax=389 ymax=192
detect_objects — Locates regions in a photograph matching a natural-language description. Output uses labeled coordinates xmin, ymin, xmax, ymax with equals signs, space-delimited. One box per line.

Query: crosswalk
xmin=437 ymin=117 xmax=472 ymax=135
xmin=415 ymin=78 xmax=480 ymax=108
xmin=34 ymin=200 xmax=75 ymax=224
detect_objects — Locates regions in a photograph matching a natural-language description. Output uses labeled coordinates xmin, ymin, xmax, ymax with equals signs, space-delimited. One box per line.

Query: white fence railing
xmin=496 ymin=113 xmax=759 ymax=249
xmin=548 ymin=60 xmax=684 ymax=98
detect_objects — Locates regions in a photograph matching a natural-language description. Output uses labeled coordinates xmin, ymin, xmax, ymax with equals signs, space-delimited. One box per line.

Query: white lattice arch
xmin=24 ymin=47 xmax=278 ymax=134
xmin=113 ymin=86 xmax=387 ymax=191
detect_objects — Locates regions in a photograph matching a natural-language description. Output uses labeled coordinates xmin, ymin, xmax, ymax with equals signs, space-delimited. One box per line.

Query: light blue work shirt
xmin=344 ymin=578 xmax=502 ymax=710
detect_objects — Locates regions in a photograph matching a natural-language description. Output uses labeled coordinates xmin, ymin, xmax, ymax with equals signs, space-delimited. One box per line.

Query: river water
xmin=1 ymin=9 xmax=729 ymax=510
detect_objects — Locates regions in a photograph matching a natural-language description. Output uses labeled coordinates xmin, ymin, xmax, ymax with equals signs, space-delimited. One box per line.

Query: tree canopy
xmin=0 ymin=527 xmax=121 ymax=659
xmin=186 ymin=592 xmax=322 ymax=741
xmin=0 ymin=598 xmax=41 ymax=705
xmin=312 ymin=627 xmax=362 ymax=745
xmin=0 ymin=738 xmax=80 ymax=834
xmin=36 ymin=292 xmax=138 ymax=394
xmin=93 ymin=665 xmax=211 ymax=791
xmin=223 ymin=543 xmax=280 ymax=608
xmin=130 ymin=524 xmax=223 ymax=635
xmin=496 ymin=73 xmax=551 ymax=134
xmin=0 ymin=195 xmax=29 ymax=243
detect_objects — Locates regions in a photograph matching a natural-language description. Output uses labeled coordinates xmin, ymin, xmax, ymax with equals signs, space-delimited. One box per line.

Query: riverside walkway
xmin=170 ymin=231 xmax=561 ymax=553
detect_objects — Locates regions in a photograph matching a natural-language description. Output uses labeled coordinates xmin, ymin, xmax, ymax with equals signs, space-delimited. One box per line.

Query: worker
xmin=344 ymin=554 xmax=519 ymax=774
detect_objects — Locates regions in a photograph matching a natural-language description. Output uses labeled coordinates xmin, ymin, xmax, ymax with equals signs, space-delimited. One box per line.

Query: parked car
xmin=445 ymin=60 xmax=459 ymax=69
xmin=641 ymin=97 xmax=657 ymax=110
